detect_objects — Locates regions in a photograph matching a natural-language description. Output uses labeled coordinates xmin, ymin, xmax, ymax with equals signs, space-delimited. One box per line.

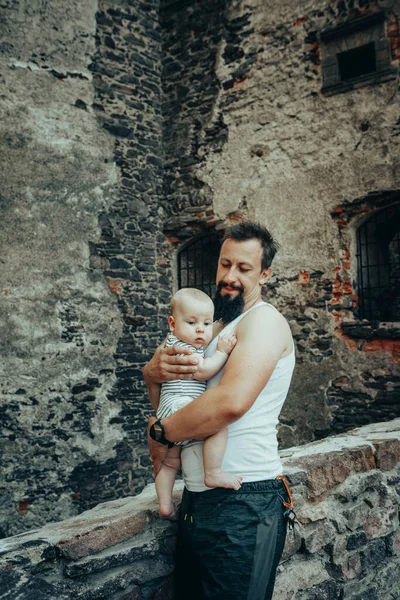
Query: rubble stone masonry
xmin=1 ymin=420 xmax=399 ymax=599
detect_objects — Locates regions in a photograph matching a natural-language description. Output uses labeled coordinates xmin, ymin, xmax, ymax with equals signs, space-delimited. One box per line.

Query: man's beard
xmin=213 ymin=282 xmax=245 ymax=323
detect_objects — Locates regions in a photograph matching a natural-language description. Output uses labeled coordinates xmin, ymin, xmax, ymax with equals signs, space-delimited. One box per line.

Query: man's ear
xmin=259 ymin=267 xmax=272 ymax=286
xmin=168 ymin=316 xmax=175 ymax=332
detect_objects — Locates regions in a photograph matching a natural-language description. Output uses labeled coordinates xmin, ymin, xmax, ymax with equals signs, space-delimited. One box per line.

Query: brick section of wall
xmin=1 ymin=420 xmax=399 ymax=600
xmin=160 ymin=0 xmax=255 ymax=241
xmin=327 ymin=190 xmax=400 ymax=436
xmin=69 ymin=0 xmax=168 ymax=511
xmin=161 ymin=0 xmax=227 ymax=230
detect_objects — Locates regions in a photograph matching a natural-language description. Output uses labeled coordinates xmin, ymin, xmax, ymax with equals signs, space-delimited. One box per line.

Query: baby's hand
xmin=217 ymin=333 xmax=237 ymax=356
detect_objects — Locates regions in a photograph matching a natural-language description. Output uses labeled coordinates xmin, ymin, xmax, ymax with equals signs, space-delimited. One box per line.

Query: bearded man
xmin=144 ymin=221 xmax=295 ymax=600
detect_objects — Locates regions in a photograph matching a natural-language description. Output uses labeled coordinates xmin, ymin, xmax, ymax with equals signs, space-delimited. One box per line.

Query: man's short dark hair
xmin=222 ymin=221 xmax=279 ymax=270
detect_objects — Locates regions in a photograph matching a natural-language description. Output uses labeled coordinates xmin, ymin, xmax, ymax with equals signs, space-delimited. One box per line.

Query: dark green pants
xmin=175 ymin=479 xmax=288 ymax=600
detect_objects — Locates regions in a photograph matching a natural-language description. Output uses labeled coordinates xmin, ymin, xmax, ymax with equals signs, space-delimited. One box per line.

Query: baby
xmin=153 ymin=288 xmax=242 ymax=518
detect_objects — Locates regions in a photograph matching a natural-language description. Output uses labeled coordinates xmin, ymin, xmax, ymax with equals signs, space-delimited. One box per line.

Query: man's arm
xmin=162 ymin=306 xmax=292 ymax=442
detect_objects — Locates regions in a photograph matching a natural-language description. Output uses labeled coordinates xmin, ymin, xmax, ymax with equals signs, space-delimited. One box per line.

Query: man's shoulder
xmin=236 ymin=303 xmax=292 ymax=350
xmin=239 ymin=303 xmax=287 ymax=328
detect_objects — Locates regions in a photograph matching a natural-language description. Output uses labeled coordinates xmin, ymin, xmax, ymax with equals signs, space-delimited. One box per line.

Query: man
xmin=143 ymin=221 xmax=295 ymax=600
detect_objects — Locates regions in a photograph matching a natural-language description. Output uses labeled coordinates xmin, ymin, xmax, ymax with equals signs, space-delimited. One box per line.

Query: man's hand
xmin=143 ymin=336 xmax=200 ymax=384
xmin=147 ymin=416 xmax=169 ymax=477
xmin=217 ymin=332 xmax=237 ymax=356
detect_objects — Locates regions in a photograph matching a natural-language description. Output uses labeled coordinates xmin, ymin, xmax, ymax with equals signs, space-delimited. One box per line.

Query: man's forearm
xmin=161 ymin=384 xmax=241 ymax=442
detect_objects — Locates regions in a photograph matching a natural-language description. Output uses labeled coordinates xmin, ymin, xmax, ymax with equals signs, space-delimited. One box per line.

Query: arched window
xmin=356 ymin=204 xmax=400 ymax=321
xmin=178 ymin=234 xmax=221 ymax=298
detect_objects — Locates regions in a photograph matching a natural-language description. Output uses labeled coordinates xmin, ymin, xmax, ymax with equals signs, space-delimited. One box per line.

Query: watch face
xmin=150 ymin=422 xmax=162 ymax=442
xmin=153 ymin=423 xmax=162 ymax=441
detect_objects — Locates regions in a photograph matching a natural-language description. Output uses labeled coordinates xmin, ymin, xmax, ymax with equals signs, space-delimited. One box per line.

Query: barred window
xmin=177 ymin=234 xmax=221 ymax=298
xmin=356 ymin=204 xmax=400 ymax=321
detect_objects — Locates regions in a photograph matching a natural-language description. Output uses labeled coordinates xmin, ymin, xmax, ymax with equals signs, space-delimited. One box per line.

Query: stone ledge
xmin=281 ymin=418 xmax=400 ymax=499
xmin=1 ymin=420 xmax=399 ymax=600
xmin=0 ymin=485 xmax=183 ymax=562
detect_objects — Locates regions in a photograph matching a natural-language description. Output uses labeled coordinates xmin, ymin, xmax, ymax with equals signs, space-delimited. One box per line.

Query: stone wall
xmin=0 ymin=0 xmax=166 ymax=537
xmin=1 ymin=420 xmax=399 ymax=600
xmin=158 ymin=0 xmax=400 ymax=447
xmin=1 ymin=0 xmax=399 ymax=538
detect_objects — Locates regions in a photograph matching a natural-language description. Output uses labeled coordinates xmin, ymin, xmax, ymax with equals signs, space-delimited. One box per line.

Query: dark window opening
xmin=178 ymin=234 xmax=221 ymax=298
xmin=338 ymin=42 xmax=376 ymax=81
xmin=356 ymin=204 xmax=400 ymax=321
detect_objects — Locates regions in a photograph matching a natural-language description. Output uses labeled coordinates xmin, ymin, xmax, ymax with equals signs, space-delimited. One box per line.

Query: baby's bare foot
xmin=204 ymin=471 xmax=243 ymax=490
xmin=159 ymin=503 xmax=176 ymax=519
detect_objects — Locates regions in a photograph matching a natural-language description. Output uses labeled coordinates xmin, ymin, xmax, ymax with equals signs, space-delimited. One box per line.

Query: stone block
xmin=288 ymin=445 xmax=375 ymax=500
xmin=342 ymin=582 xmax=378 ymax=600
xmin=387 ymin=532 xmax=400 ymax=556
xmin=274 ymin=558 xmax=330 ymax=599
xmin=64 ymin=526 xmax=174 ymax=578
xmin=360 ymin=539 xmax=387 ymax=573
xmin=339 ymin=552 xmax=362 ymax=581
xmin=334 ymin=471 xmax=384 ymax=502
xmin=371 ymin=559 xmax=400 ymax=595
xmin=363 ymin=500 xmax=398 ymax=539
xmin=372 ymin=438 xmax=400 ymax=471
xmin=330 ymin=534 xmax=363 ymax=580
xmin=334 ymin=473 xmax=398 ymax=539
xmin=295 ymin=579 xmax=342 ymax=600
xmin=296 ymin=500 xmax=329 ymax=524
xmin=346 ymin=531 xmax=368 ymax=551
xmin=0 ymin=484 xmax=183 ymax=563
xmin=281 ymin=529 xmax=302 ymax=561
xmin=301 ymin=521 xmax=337 ymax=555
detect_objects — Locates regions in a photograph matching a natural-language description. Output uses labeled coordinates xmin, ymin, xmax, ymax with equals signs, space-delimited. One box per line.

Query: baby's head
xmin=169 ymin=288 xmax=214 ymax=349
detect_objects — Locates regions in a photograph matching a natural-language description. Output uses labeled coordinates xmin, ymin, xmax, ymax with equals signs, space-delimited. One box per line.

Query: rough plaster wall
xmin=162 ymin=0 xmax=400 ymax=445
xmin=0 ymin=0 xmax=125 ymax=537
xmin=0 ymin=0 xmax=166 ymax=537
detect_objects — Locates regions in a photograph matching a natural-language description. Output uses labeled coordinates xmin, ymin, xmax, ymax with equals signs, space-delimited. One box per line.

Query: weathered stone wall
xmin=1 ymin=0 xmax=399 ymax=538
xmin=0 ymin=0 xmax=166 ymax=537
xmin=1 ymin=420 xmax=399 ymax=600
xmin=159 ymin=0 xmax=400 ymax=447
xmin=74 ymin=0 xmax=166 ymax=517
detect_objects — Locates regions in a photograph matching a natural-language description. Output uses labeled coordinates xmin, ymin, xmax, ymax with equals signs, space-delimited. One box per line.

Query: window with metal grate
xmin=177 ymin=234 xmax=221 ymax=298
xmin=356 ymin=204 xmax=400 ymax=321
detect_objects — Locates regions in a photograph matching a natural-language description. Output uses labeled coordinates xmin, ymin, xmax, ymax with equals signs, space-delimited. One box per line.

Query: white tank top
xmin=180 ymin=301 xmax=295 ymax=492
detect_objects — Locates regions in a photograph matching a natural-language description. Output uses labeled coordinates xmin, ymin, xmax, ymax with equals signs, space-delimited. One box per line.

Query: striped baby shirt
xmin=157 ymin=334 xmax=205 ymax=421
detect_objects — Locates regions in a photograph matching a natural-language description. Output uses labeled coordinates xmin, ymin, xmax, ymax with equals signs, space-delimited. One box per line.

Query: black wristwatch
xmin=149 ymin=419 xmax=174 ymax=448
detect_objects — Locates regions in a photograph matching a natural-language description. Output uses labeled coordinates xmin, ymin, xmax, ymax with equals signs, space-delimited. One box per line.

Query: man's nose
xmin=225 ymin=268 xmax=237 ymax=283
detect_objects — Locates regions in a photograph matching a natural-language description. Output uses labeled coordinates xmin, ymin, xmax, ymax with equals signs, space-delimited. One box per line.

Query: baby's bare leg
xmin=203 ymin=428 xmax=243 ymax=490
xmin=155 ymin=445 xmax=181 ymax=519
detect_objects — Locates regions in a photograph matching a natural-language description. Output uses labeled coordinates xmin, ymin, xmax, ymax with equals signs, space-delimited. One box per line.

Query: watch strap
xmin=151 ymin=419 xmax=174 ymax=448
